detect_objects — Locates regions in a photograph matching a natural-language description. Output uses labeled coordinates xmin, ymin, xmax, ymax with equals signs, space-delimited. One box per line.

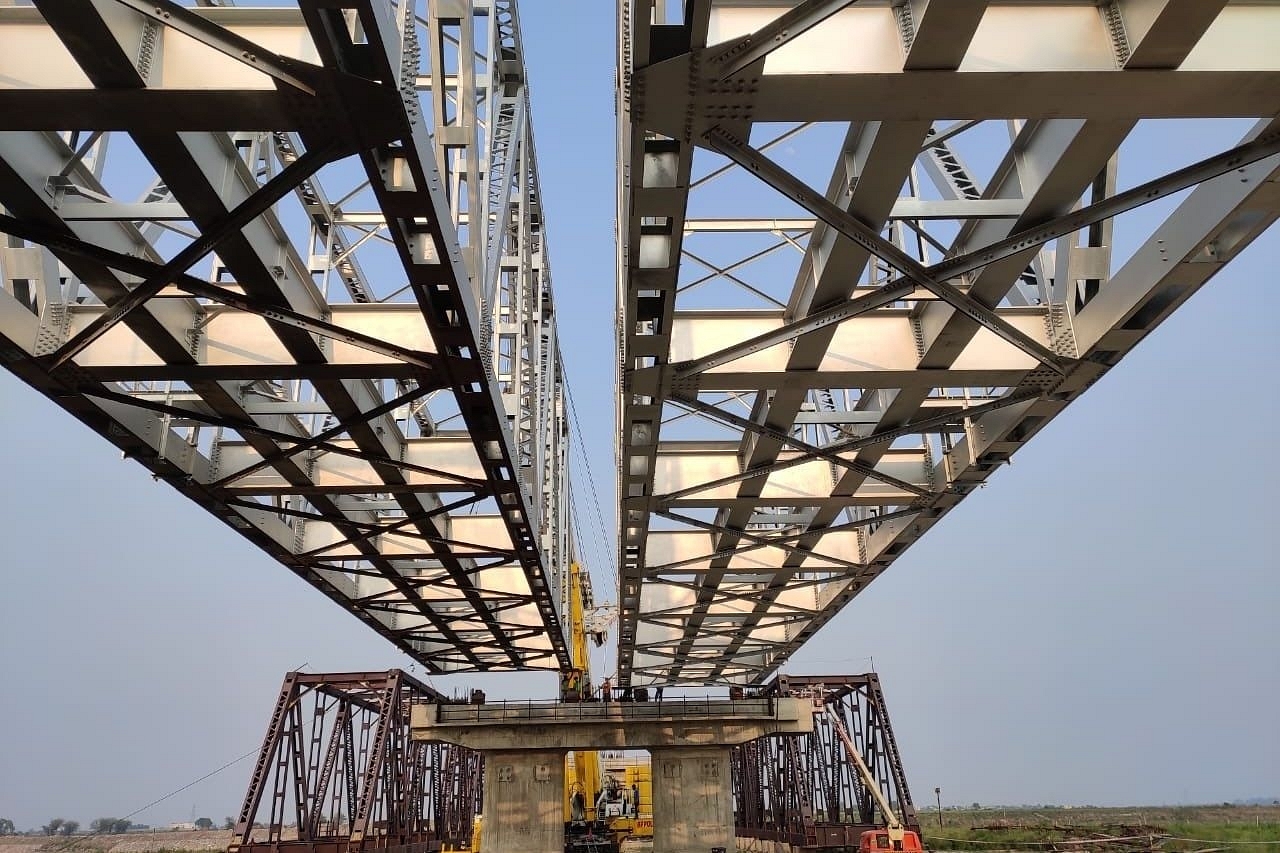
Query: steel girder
xmin=0 ymin=1 xmax=571 ymax=671
xmin=615 ymin=0 xmax=1280 ymax=686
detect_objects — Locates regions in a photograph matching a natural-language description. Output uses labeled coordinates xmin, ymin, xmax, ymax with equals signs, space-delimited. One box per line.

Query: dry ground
xmin=919 ymin=804 xmax=1280 ymax=851
xmin=0 ymin=830 xmax=253 ymax=853
xmin=4 ymin=805 xmax=1276 ymax=853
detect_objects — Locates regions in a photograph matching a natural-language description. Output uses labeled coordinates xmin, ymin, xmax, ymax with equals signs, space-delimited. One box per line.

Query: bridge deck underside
xmin=0 ymin=1 xmax=570 ymax=672
xmin=615 ymin=0 xmax=1280 ymax=686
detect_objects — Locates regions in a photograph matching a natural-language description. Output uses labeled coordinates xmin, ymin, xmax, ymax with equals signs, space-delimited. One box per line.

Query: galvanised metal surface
xmin=230 ymin=670 xmax=482 ymax=853
xmin=0 ymin=0 xmax=571 ymax=672
xmin=615 ymin=0 xmax=1280 ymax=685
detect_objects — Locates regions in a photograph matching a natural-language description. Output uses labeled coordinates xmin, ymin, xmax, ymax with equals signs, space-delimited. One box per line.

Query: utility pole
xmin=935 ymin=788 xmax=943 ymax=828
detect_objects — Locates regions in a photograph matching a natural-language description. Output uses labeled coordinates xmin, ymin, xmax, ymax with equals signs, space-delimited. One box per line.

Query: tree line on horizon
xmin=0 ymin=816 xmax=238 ymax=836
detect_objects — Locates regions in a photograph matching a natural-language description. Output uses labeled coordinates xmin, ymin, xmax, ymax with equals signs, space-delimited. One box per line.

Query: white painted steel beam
xmin=616 ymin=0 xmax=1280 ymax=685
xmin=0 ymin=0 xmax=573 ymax=673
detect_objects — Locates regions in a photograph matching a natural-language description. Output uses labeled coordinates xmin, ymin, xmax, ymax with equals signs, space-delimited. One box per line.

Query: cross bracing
xmin=0 ymin=0 xmax=572 ymax=672
xmin=615 ymin=0 xmax=1280 ymax=686
xmin=0 ymin=0 xmax=1276 ymax=689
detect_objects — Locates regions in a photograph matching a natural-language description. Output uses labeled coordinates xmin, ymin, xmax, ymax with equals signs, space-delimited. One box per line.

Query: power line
xmin=117 ymin=749 xmax=259 ymax=825
xmin=41 ymin=748 xmax=259 ymax=853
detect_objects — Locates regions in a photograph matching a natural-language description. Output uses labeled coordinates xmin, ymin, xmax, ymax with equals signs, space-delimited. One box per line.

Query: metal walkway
xmin=614 ymin=0 xmax=1280 ymax=686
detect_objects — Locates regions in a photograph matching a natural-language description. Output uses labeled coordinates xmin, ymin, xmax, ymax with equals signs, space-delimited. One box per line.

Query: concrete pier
xmin=480 ymin=750 xmax=566 ymax=853
xmin=412 ymin=697 xmax=815 ymax=853
xmin=651 ymin=746 xmax=733 ymax=853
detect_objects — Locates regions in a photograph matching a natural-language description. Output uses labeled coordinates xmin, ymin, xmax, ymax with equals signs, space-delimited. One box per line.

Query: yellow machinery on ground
xmin=563 ymin=560 xmax=604 ymax=832
xmin=560 ymin=562 xmax=653 ymax=852
xmin=597 ymin=752 xmax=653 ymax=843
xmin=468 ymin=563 xmax=647 ymax=853
xmin=564 ymin=751 xmax=652 ymax=850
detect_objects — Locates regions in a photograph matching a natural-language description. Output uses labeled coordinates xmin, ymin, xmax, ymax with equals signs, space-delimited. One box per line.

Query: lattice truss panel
xmin=732 ymin=674 xmax=919 ymax=848
xmin=0 ymin=0 xmax=571 ymax=671
xmin=230 ymin=671 xmax=481 ymax=853
xmin=616 ymin=0 xmax=1280 ymax=686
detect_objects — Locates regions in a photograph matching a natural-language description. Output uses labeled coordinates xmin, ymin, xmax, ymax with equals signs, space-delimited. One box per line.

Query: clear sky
xmin=1 ymin=1 xmax=1277 ymax=834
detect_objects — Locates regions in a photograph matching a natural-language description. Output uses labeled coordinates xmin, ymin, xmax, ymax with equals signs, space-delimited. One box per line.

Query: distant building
xmin=168 ymin=823 xmax=197 ymax=832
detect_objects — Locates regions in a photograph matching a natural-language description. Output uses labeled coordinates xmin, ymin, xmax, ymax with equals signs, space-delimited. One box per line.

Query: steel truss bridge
xmin=0 ymin=1 xmax=1277 ymax=687
xmin=229 ymin=670 xmax=482 ymax=853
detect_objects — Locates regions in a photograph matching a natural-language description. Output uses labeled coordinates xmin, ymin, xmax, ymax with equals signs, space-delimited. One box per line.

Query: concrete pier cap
xmin=413 ymin=697 xmax=814 ymax=853
xmin=410 ymin=696 xmax=815 ymax=750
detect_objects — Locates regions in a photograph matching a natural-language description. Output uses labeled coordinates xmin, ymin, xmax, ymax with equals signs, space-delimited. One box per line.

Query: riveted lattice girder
xmin=615 ymin=0 xmax=1280 ymax=686
xmin=0 ymin=0 xmax=571 ymax=672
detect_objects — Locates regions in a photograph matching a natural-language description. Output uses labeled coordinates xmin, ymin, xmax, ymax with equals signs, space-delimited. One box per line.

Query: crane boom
xmin=564 ymin=562 xmax=602 ymax=820
xmin=826 ymin=705 xmax=905 ymax=838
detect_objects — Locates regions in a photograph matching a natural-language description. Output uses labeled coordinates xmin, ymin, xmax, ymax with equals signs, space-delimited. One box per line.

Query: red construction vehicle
xmin=824 ymin=705 xmax=925 ymax=853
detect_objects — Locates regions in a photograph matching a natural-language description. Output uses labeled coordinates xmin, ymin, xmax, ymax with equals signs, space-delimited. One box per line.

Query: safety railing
xmin=434 ymin=696 xmax=775 ymax=724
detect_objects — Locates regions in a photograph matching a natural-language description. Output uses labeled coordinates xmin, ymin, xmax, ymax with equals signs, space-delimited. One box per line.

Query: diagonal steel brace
xmin=704 ymin=126 xmax=1070 ymax=373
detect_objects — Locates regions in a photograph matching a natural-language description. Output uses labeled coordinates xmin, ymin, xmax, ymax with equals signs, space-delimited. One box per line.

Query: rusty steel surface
xmin=231 ymin=671 xmax=481 ymax=853
xmin=732 ymin=673 xmax=920 ymax=849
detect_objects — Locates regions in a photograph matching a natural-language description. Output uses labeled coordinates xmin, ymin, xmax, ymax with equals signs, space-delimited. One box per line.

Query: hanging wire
xmin=560 ymin=358 xmax=619 ymax=593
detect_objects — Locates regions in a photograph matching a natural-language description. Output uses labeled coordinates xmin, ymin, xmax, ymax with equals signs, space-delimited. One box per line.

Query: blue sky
xmin=1 ymin=1 xmax=1277 ymax=832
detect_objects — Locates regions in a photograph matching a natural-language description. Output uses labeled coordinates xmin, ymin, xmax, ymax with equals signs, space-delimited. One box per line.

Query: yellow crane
xmin=469 ymin=561 xmax=652 ymax=853
xmin=563 ymin=561 xmax=603 ymax=820
xmin=561 ymin=561 xmax=617 ymax=853
xmin=558 ymin=562 xmax=652 ymax=852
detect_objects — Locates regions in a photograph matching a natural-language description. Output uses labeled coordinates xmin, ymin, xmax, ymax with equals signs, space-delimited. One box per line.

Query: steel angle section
xmin=291 ymin=0 xmax=571 ymax=669
xmin=652 ymin=443 xmax=933 ymax=506
xmin=61 ymin=302 xmax=440 ymax=371
xmin=638 ymin=580 xmax=825 ymax=624
xmin=637 ymin=3 xmax=1280 ymax=126
xmin=214 ymin=435 xmax=487 ymax=492
xmin=301 ymin=518 xmax=518 ymax=564
xmin=667 ymin=309 xmax=1053 ymax=384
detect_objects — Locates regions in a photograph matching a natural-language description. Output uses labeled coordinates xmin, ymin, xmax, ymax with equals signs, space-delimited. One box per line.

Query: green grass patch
xmin=917 ymin=805 xmax=1280 ymax=852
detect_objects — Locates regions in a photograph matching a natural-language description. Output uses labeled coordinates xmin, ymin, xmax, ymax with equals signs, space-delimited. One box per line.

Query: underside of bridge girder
xmin=615 ymin=0 xmax=1280 ymax=686
xmin=0 ymin=0 xmax=572 ymax=672
xmin=0 ymin=0 xmax=1276 ymax=688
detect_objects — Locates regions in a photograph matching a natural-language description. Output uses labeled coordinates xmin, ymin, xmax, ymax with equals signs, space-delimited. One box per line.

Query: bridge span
xmin=613 ymin=0 xmax=1280 ymax=687
xmin=0 ymin=2 xmax=1277 ymax=852
xmin=0 ymin=0 xmax=575 ymax=673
